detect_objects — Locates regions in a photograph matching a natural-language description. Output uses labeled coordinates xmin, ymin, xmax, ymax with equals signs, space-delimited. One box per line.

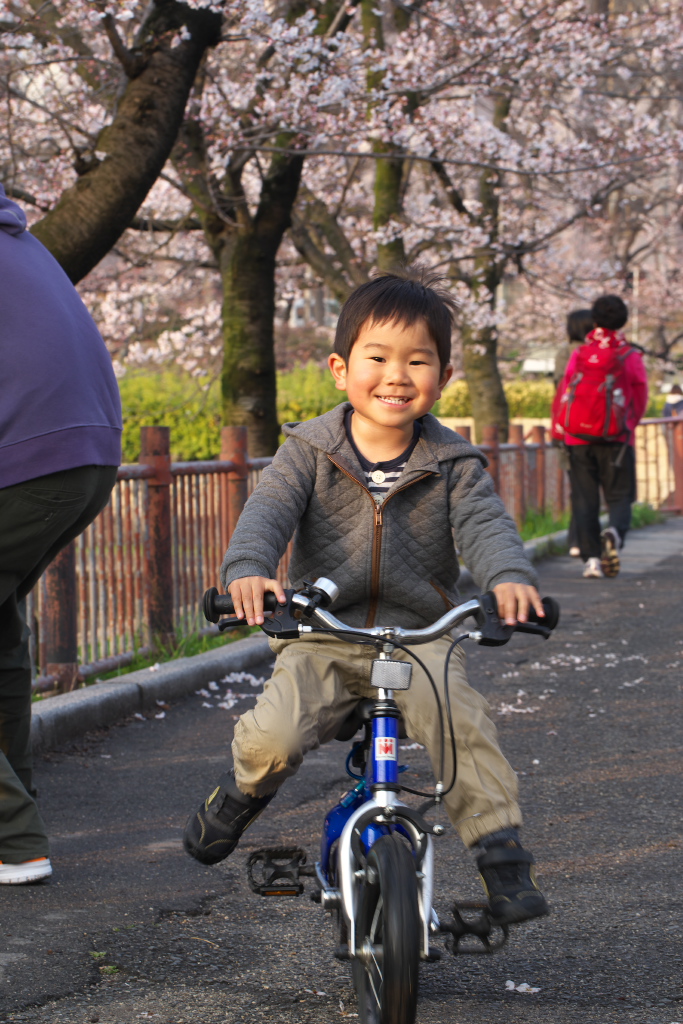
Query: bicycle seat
xmin=335 ymin=699 xmax=407 ymax=741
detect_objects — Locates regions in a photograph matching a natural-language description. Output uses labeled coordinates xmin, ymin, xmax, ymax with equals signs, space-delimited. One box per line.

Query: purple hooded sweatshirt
xmin=0 ymin=186 xmax=122 ymax=489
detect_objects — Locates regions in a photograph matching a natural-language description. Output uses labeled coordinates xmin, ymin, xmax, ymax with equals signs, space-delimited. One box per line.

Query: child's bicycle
xmin=203 ymin=579 xmax=559 ymax=1024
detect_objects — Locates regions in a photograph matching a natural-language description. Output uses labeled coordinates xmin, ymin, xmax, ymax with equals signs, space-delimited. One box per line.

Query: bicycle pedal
xmin=246 ymin=846 xmax=309 ymax=898
xmin=258 ymin=883 xmax=303 ymax=897
xmin=440 ymin=904 xmax=509 ymax=955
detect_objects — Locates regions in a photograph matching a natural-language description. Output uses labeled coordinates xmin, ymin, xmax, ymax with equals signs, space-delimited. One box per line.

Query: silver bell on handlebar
xmin=312 ymin=577 xmax=340 ymax=606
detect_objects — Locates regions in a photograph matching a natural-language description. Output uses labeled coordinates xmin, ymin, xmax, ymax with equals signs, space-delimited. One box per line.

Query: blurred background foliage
xmin=119 ymin=366 xmax=668 ymax=462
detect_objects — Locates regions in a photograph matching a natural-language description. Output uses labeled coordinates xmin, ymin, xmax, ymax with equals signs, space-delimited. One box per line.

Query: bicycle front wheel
xmin=352 ymin=832 xmax=420 ymax=1024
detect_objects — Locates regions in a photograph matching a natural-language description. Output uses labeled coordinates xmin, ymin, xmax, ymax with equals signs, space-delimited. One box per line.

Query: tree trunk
xmin=462 ymin=94 xmax=510 ymax=442
xmin=174 ymin=116 xmax=304 ymax=455
xmin=361 ymin=0 xmax=406 ymax=271
xmin=374 ymin=148 xmax=406 ymax=270
xmin=30 ymin=1 xmax=222 ymax=283
xmin=461 ymin=323 xmax=509 ymax=442
xmin=219 ymin=236 xmax=281 ymax=456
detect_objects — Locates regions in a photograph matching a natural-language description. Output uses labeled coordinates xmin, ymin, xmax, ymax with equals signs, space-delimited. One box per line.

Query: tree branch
xmin=4 ymin=185 xmax=50 ymax=211
xmin=30 ymin=1 xmax=223 ymax=282
xmin=289 ymin=211 xmax=355 ymax=303
xmin=300 ymin=189 xmax=369 ymax=287
xmin=431 ymin=157 xmax=476 ymax=224
xmin=129 ymin=215 xmax=203 ymax=231
xmin=101 ymin=12 xmax=146 ymax=79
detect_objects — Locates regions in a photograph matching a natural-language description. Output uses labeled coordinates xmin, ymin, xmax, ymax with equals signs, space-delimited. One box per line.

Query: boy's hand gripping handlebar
xmin=203 ymin=582 xmax=560 ymax=646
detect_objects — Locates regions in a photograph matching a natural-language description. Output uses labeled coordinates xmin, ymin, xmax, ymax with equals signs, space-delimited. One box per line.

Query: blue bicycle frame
xmin=320 ymin=713 xmax=399 ymax=871
xmin=314 ymin=654 xmax=437 ymax=960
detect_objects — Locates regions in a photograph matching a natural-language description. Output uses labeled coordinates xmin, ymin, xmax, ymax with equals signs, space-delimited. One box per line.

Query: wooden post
xmin=43 ymin=542 xmax=79 ymax=692
xmin=482 ymin=425 xmax=500 ymax=493
xmin=509 ymin=423 xmax=525 ymax=524
xmin=673 ymin=420 xmax=683 ymax=513
xmin=222 ymin=426 xmax=249 ymax=541
xmin=532 ymin=425 xmax=546 ymax=512
xmin=140 ymin=426 xmax=175 ymax=648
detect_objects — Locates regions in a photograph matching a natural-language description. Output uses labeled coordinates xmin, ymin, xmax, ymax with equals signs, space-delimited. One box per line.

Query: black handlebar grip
xmin=203 ymin=586 xmax=280 ymax=623
xmin=526 ymin=596 xmax=560 ymax=631
xmin=204 ymin=587 xmax=230 ymax=623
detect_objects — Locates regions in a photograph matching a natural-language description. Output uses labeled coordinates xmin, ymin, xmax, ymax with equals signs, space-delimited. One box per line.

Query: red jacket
xmin=556 ymin=328 xmax=648 ymax=446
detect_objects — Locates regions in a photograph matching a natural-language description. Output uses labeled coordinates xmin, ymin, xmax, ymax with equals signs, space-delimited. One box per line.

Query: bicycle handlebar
xmin=203 ymin=583 xmax=560 ymax=646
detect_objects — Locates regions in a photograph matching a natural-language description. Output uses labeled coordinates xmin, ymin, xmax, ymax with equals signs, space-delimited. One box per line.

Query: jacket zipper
xmin=327 ymin=455 xmax=432 ymax=627
xmin=429 ymin=578 xmax=454 ymax=612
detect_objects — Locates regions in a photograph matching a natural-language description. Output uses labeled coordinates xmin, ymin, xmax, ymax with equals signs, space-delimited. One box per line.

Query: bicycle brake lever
xmin=473 ymin=593 xmax=515 ymax=646
xmin=513 ymin=622 xmax=552 ymax=640
xmin=217 ymin=616 xmax=248 ymax=631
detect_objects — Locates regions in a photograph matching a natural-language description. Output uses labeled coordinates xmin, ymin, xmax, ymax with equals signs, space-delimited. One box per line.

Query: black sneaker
xmin=183 ymin=770 xmax=275 ymax=866
xmin=477 ymin=843 xmax=549 ymax=925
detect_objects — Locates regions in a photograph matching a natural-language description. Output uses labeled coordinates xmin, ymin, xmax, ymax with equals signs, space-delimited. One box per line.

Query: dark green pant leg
xmin=0 ymin=598 xmax=33 ymax=794
xmin=0 ymin=748 xmax=49 ymax=862
xmin=0 ymin=465 xmax=117 ymax=826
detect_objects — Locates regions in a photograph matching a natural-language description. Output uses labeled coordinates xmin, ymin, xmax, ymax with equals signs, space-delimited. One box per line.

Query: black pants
xmin=0 ymin=464 xmax=117 ymax=861
xmin=568 ymin=444 xmax=635 ymax=561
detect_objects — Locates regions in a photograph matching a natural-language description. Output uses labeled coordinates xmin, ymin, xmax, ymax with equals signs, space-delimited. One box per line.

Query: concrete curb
xmin=31 ymin=527 xmax=577 ymax=753
xmin=31 ymin=633 xmax=272 ymax=754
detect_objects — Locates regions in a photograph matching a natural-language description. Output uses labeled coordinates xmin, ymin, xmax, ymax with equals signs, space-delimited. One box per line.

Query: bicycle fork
xmin=335 ymin=674 xmax=437 ymax=961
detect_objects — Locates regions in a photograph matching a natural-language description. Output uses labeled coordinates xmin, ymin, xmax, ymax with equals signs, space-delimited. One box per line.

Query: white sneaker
xmin=582 ymin=557 xmax=604 ymax=579
xmin=0 ymin=857 xmax=52 ymax=884
xmin=569 ymin=546 xmax=581 ymax=557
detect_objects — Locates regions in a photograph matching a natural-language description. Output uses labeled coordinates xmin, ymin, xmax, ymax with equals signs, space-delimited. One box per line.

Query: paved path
xmin=1 ymin=520 xmax=682 ymax=1024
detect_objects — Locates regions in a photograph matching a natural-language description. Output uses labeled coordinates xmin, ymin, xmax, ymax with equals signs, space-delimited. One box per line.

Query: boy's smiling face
xmin=328 ymin=317 xmax=452 ymax=434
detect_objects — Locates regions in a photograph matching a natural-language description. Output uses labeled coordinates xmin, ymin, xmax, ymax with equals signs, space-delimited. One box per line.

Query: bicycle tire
xmin=352 ymin=833 xmax=420 ymax=1024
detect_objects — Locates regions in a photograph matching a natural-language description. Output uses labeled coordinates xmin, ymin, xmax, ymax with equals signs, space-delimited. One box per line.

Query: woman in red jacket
xmin=552 ymin=295 xmax=648 ymax=579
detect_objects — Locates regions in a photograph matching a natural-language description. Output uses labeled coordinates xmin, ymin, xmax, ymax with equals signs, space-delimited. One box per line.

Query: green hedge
xmin=120 ymin=366 xmax=662 ymax=462
xmin=437 ymin=379 xmax=556 ymax=418
xmin=119 ymin=371 xmax=223 ymax=462
xmin=119 ymin=364 xmax=344 ymax=462
xmin=277 ymin=362 xmax=342 ymax=424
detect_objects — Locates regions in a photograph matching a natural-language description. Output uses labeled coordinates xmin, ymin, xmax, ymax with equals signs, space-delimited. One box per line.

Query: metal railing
xmin=30 ymin=417 xmax=683 ymax=693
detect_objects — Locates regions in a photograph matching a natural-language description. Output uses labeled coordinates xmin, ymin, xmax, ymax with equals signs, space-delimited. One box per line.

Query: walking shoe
xmin=477 ymin=843 xmax=549 ymax=925
xmin=0 ymin=857 xmax=52 ymax=884
xmin=569 ymin=546 xmax=581 ymax=558
xmin=600 ymin=526 xmax=621 ymax=578
xmin=183 ymin=770 xmax=275 ymax=866
xmin=582 ymin=557 xmax=604 ymax=578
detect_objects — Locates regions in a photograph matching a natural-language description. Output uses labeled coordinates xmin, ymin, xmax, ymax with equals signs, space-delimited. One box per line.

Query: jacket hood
xmin=282 ymin=401 xmax=487 ymax=468
xmin=0 ymin=185 xmax=27 ymax=236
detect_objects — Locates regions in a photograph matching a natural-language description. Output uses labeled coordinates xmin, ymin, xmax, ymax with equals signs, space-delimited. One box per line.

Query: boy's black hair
xmin=566 ymin=308 xmax=593 ymax=342
xmin=334 ymin=265 xmax=457 ymax=372
xmin=592 ymin=294 xmax=628 ymax=331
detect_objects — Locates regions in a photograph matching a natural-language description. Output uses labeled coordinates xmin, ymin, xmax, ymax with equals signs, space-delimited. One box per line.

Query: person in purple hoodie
xmin=0 ymin=185 xmax=122 ymax=884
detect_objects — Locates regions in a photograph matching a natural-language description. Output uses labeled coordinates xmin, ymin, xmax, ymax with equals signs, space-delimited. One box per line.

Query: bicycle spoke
xmin=367 ymin=966 xmax=382 ymax=1011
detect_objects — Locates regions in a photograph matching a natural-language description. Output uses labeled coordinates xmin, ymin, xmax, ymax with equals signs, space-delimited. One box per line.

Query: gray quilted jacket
xmin=221 ymin=402 xmax=537 ymax=629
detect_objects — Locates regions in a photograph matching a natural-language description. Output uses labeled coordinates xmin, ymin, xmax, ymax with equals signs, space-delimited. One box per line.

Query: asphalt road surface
xmin=1 ymin=520 xmax=682 ymax=1024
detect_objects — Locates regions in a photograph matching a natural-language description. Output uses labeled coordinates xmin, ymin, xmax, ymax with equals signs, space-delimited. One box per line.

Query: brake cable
xmin=302 ymin=624 xmax=469 ymax=808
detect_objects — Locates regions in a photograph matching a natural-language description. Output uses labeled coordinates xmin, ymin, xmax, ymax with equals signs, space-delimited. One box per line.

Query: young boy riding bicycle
xmin=184 ymin=267 xmax=548 ymax=925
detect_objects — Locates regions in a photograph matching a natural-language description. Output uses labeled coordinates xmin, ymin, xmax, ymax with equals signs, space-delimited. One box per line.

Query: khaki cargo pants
xmin=233 ymin=634 xmax=521 ymax=847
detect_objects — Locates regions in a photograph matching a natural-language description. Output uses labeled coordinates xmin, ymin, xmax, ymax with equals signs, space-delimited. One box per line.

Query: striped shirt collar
xmin=344 ymin=408 xmax=422 ymax=500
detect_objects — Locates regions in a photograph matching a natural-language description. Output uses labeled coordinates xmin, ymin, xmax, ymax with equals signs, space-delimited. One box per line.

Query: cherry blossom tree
xmin=0 ymin=0 xmax=223 ymax=280
xmin=283 ymin=0 xmax=683 ymax=437
xmin=6 ymin=0 xmax=683 ymax=450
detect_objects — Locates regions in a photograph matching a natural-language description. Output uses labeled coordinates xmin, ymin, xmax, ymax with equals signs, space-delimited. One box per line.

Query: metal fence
xmin=30 ymin=418 xmax=683 ymax=693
